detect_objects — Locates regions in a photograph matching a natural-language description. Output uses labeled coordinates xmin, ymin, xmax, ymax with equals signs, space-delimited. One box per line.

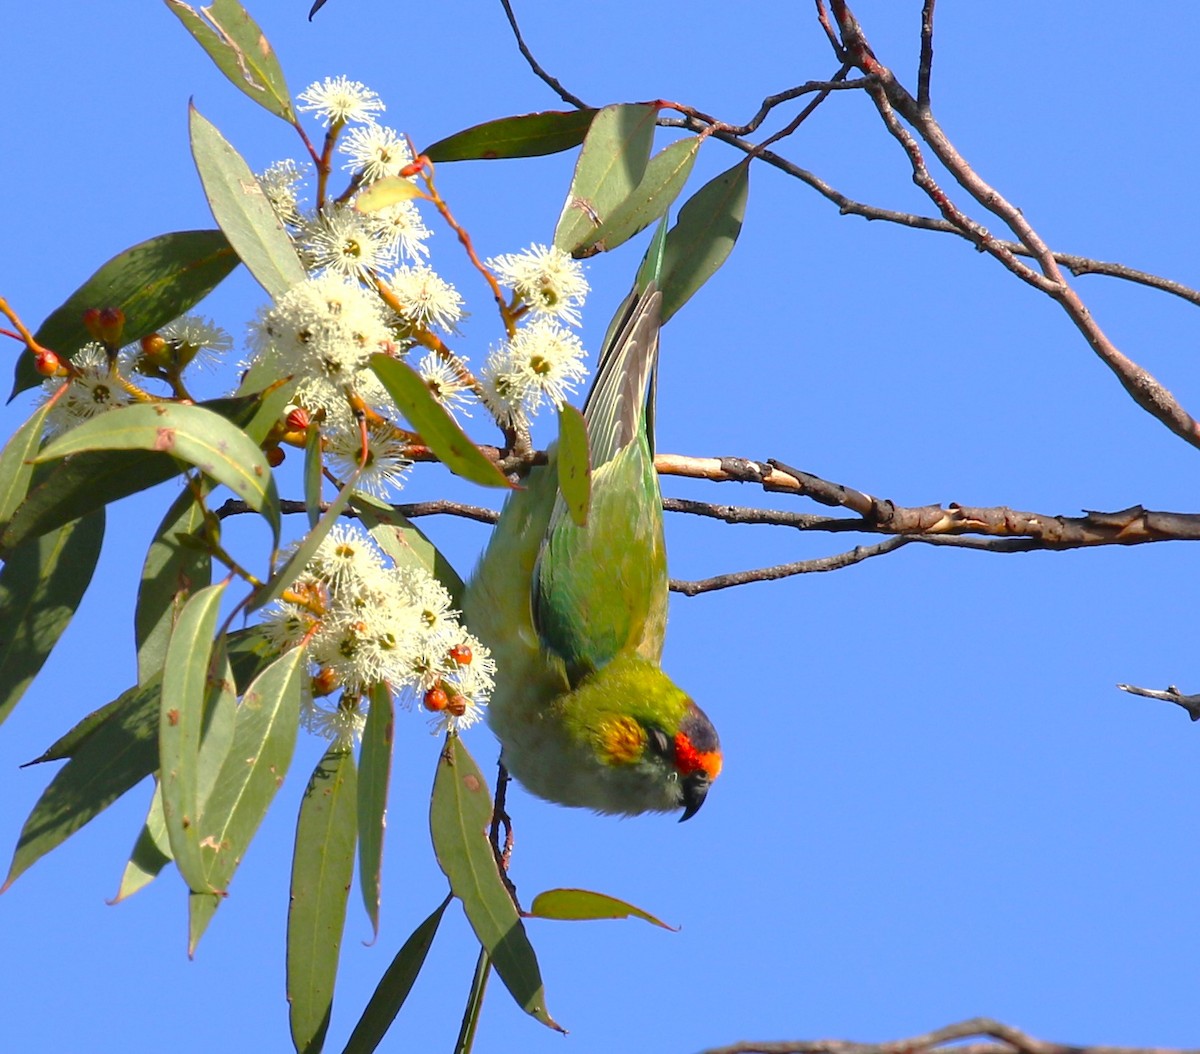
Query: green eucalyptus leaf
xmin=4 ymin=678 xmax=162 ymax=889
xmin=165 ymin=0 xmax=294 ymax=122
xmin=0 ymin=400 xmax=54 ymax=527
xmin=357 ymin=683 xmax=393 ymax=941
xmin=288 ymin=746 xmax=358 ymax=1054
xmin=1 ymin=392 xmax=270 ymax=555
xmin=424 ymin=109 xmax=598 ymax=162
xmin=188 ymin=644 xmax=304 ymax=956
xmin=21 ymin=695 xmax=125 ymax=767
xmin=11 ymin=230 xmax=238 ymax=399
xmin=159 ymin=583 xmax=228 ymax=892
xmin=430 ymin=735 xmax=561 ymax=1032
xmin=189 ymin=105 xmax=307 ymax=299
xmin=37 ymin=401 xmax=280 ymax=545
xmin=528 ymin=888 xmax=675 ymax=929
xmin=227 ymin=622 xmax=284 ymax=690
xmin=659 ymin=158 xmax=750 ymax=322
xmin=112 ymin=781 xmax=174 ymax=903
xmin=573 ymin=136 xmax=700 ymax=259
xmin=341 ymin=895 xmax=452 ymax=1054
xmin=453 ymin=948 xmax=491 ymax=1054
xmin=353 ymin=495 xmax=466 ymax=606
xmin=303 ymin=424 xmax=323 ymax=529
xmin=135 ymin=480 xmax=214 ymax=685
xmin=554 ymin=103 xmax=657 ymax=255
xmin=555 ymin=404 xmax=590 ymax=528
xmin=369 ymin=355 xmax=511 ymax=489
xmin=0 ymin=510 xmax=104 ymax=730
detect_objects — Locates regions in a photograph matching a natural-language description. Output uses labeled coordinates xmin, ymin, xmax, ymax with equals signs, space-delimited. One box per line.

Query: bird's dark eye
xmin=647 ymin=727 xmax=672 ymax=759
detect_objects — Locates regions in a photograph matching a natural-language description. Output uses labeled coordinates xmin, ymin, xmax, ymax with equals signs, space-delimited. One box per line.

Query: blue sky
xmin=4 ymin=3 xmax=1200 ymax=1052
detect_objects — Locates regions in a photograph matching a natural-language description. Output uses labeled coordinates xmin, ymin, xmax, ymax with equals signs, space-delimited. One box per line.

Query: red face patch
xmin=674 ymin=731 xmax=722 ymax=781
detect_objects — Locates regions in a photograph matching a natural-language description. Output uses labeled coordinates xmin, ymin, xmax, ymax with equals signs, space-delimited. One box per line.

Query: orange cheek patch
xmin=675 ymin=732 xmax=722 ymax=780
xmin=598 ymin=716 xmax=647 ymax=765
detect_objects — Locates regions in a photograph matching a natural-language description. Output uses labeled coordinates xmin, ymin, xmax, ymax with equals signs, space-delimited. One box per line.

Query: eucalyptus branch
xmin=213 ymin=496 xmax=500 ymax=525
xmin=656 ymin=114 xmax=1200 ymax=309
xmin=1117 ymin=682 xmax=1200 ymax=722
xmin=822 ymin=0 xmax=1200 ymax=451
xmin=657 ymin=455 xmax=1200 ymax=549
xmin=669 ymin=537 xmax=908 ymax=596
xmin=496 ymin=0 xmax=588 ymax=110
xmin=700 ymin=1016 xmax=1200 ymax=1054
xmin=491 ymin=0 xmax=1200 ymax=317
xmin=216 ymin=453 xmax=1200 ymax=555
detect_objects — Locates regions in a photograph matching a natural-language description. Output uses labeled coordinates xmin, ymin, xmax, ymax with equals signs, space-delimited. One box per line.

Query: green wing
xmin=534 ymin=283 xmax=668 ymax=684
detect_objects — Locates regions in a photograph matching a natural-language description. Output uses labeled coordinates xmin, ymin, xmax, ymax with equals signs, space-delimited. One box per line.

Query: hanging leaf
xmin=3 ymin=678 xmax=162 ymax=889
xmin=369 ymin=355 xmax=512 ymax=489
xmin=528 ymin=888 xmax=675 ymax=929
xmin=340 ymin=895 xmax=452 ymax=1054
xmin=112 ymin=781 xmax=174 ymax=903
xmin=555 ymin=404 xmax=591 ymax=528
xmin=430 ymin=735 xmax=562 ymax=1032
xmin=190 ymin=105 xmax=307 ymax=299
xmin=572 ymin=137 xmax=701 ymax=259
xmin=226 ymin=623 xmax=286 ymax=690
xmin=0 ymin=392 xmax=270 ymax=555
xmin=553 ymin=103 xmax=658 ymax=255
xmin=159 ymin=583 xmax=228 ymax=893
xmin=303 ymin=424 xmax=323 ymax=529
xmin=0 ymin=510 xmax=104 ymax=730
xmin=288 ymin=746 xmax=358 ymax=1054
xmin=353 ymin=495 xmax=466 ymax=606
xmin=135 ymin=480 xmax=214 ymax=685
xmin=424 ymin=109 xmax=598 ymax=162
xmin=21 ymin=696 xmax=125 ymax=767
xmin=357 ymin=683 xmax=393 ymax=940
xmin=165 ymin=0 xmax=294 ymax=122
xmin=0 ymin=400 xmax=54 ymax=527
xmin=453 ymin=949 xmax=492 ymax=1054
xmin=658 ymin=158 xmax=751 ymax=322
xmin=37 ymin=401 xmax=280 ymax=545
xmin=194 ymin=646 xmax=304 ymax=898
xmin=11 ymin=230 xmax=238 ymax=399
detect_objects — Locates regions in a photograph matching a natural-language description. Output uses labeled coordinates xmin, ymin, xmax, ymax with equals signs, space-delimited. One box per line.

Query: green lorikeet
xmin=464 ymin=281 xmax=722 ymax=819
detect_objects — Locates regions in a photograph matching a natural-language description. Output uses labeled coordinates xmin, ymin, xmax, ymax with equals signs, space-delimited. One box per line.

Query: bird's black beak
xmin=679 ymin=773 xmax=710 ymax=822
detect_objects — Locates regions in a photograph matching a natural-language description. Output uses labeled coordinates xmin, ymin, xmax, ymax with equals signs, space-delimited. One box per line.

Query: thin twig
xmin=917 ymin=0 xmax=936 ymax=110
xmin=669 ymin=537 xmax=908 ymax=596
xmin=700 ymin=1016 xmax=1200 ymax=1054
xmin=213 ymin=497 xmax=500 ymax=524
xmin=824 ymin=0 xmax=1200 ymax=450
xmin=1117 ymin=682 xmax=1200 ymax=722
xmin=496 ymin=0 xmax=588 ymax=109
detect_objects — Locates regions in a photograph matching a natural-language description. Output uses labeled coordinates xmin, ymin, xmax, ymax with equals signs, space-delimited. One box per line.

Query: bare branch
xmin=917 ymin=0 xmax=936 ymax=110
xmin=496 ymin=0 xmax=588 ymax=109
xmin=1117 ymin=682 xmax=1200 ymax=722
xmin=655 ymin=116 xmax=1200 ymax=308
xmin=700 ymin=1016 xmax=1200 ymax=1054
xmin=213 ymin=497 xmax=499 ymax=524
xmin=669 ymin=537 xmax=908 ymax=596
xmin=824 ymin=0 xmax=1200 ymax=451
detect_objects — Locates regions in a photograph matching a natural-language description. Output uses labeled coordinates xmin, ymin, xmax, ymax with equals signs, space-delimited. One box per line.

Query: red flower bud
xmin=33 ymin=350 xmax=61 ymax=377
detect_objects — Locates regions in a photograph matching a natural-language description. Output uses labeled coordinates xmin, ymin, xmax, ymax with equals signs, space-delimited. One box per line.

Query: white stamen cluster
xmin=248 ymin=273 xmax=393 ymax=429
xmin=41 ymin=343 xmax=132 ymax=437
xmin=261 ymin=525 xmax=494 ymax=741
